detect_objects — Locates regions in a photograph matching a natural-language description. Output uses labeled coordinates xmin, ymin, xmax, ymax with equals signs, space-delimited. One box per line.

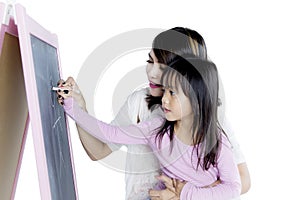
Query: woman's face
xmin=146 ymin=50 xmax=167 ymax=97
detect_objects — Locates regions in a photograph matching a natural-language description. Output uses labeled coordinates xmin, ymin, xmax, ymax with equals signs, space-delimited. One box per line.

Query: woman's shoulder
xmin=127 ymin=87 xmax=149 ymax=103
xmin=219 ymin=129 xmax=232 ymax=150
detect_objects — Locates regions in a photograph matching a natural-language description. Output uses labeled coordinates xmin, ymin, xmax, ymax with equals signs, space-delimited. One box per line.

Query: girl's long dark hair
xmin=146 ymin=27 xmax=207 ymax=110
xmin=156 ymin=57 xmax=221 ymax=171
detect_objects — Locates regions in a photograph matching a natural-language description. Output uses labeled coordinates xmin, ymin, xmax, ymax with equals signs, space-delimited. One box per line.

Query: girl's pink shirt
xmin=64 ymin=98 xmax=241 ymax=200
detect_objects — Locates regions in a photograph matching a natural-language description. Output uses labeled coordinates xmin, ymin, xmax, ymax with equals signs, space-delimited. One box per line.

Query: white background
xmin=4 ymin=0 xmax=299 ymax=199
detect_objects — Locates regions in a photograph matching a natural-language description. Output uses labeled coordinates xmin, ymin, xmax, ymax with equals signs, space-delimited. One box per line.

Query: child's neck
xmin=174 ymin=116 xmax=194 ymax=146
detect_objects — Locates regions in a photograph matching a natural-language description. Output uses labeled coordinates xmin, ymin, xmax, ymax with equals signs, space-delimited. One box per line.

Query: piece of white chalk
xmin=52 ymin=86 xmax=80 ymax=94
xmin=52 ymin=86 xmax=69 ymax=91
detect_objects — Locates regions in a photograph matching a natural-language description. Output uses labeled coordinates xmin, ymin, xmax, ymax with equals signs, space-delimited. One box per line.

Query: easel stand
xmin=0 ymin=3 xmax=77 ymax=199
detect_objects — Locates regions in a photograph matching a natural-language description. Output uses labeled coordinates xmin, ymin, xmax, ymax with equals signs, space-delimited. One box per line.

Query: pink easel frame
xmin=9 ymin=4 xmax=78 ymax=199
xmin=0 ymin=3 xmax=30 ymax=200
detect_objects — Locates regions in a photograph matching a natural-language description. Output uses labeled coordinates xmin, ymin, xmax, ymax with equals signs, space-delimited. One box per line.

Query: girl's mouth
xmin=163 ymin=108 xmax=171 ymax=113
xmin=149 ymin=82 xmax=162 ymax=89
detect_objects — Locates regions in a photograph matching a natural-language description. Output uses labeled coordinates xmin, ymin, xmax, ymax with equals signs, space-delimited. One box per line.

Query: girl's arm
xmin=180 ymin=137 xmax=241 ymax=200
xmin=63 ymin=97 xmax=163 ymax=145
xmin=58 ymin=78 xmax=112 ymax=161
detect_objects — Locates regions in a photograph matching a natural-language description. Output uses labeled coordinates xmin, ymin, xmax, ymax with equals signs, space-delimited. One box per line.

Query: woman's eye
xmin=159 ymin=65 xmax=167 ymax=71
xmin=161 ymin=88 xmax=165 ymax=93
xmin=146 ymin=60 xmax=154 ymax=64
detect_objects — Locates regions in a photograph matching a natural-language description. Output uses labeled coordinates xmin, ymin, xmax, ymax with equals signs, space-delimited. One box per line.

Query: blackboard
xmin=30 ymin=34 xmax=76 ymax=200
xmin=14 ymin=4 xmax=77 ymax=199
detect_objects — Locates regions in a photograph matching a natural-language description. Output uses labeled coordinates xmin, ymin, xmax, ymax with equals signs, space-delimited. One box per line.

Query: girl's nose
xmin=162 ymin=93 xmax=169 ymax=104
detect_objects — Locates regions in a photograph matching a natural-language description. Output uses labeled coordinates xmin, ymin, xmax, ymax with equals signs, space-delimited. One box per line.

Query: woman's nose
xmin=149 ymin=64 xmax=160 ymax=78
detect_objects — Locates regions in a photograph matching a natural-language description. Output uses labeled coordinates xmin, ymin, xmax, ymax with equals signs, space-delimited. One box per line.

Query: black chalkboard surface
xmin=30 ymin=35 xmax=76 ymax=200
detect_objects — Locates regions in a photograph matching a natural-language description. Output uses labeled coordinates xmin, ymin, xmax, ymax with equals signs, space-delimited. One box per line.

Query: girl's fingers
xmin=56 ymin=77 xmax=86 ymax=108
xmin=57 ymin=79 xmax=65 ymax=87
xmin=56 ymin=79 xmax=72 ymax=94
xmin=57 ymin=98 xmax=64 ymax=106
xmin=64 ymin=77 xmax=76 ymax=87
xmin=61 ymin=77 xmax=81 ymax=95
xmin=56 ymin=87 xmax=73 ymax=97
xmin=57 ymin=94 xmax=64 ymax=100
xmin=57 ymin=77 xmax=75 ymax=89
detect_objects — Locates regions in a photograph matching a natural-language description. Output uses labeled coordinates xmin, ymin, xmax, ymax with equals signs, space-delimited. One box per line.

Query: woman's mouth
xmin=149 ymin=82 xmax=162 ymax=89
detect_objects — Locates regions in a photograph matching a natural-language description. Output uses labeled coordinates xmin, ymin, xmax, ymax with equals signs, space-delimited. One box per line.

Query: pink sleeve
xmin=180 ymin=136 xmax=241 ymax=200
xmin=63 ymin=98 xmax=163 ymax=145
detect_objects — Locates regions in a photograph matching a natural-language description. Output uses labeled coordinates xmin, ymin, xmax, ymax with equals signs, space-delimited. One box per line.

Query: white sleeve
xmin=222 ymin=117 xmax=246 ymax=164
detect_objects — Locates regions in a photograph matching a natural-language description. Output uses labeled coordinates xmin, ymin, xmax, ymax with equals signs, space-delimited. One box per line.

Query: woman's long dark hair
xmin=146 ymin=27 xmax=207 ymax=110
xmin=156 ymin=57 xmax=221 ymax=171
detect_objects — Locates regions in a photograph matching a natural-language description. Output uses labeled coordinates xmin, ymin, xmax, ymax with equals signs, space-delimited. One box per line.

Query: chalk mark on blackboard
xmin=59 ymin=151 xmax=65 ymax=177
xmin=53 ymin=116 xmax=61 ymax=128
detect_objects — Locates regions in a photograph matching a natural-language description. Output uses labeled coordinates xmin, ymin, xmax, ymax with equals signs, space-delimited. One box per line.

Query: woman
xmin=57 ymin=27 xmax=250 ymax=199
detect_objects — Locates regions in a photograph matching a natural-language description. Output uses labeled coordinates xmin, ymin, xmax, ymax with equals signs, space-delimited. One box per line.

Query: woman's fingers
xmin=156 ymin=175 xmax=173 ymax=185
xmin=156 ymin=175 xmax=175 ymax=192
xmin=155 ymin=175 xmax=186 ymax=197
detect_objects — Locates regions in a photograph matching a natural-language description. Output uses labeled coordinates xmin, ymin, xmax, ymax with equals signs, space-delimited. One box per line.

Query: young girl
xmin=62 ymin=57 xmax=241 ymax=199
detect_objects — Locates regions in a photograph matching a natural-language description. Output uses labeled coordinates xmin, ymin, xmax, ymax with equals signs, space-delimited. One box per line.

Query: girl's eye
xmin=146 ymin=60 xmax=154 ymax=64
xmin=161 ymin=88 xmax=165 ymax=93
xmin=170 ymin=90 xmax=176 ymax=96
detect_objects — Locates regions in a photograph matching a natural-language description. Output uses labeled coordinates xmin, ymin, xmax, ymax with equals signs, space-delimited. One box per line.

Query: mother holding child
xmin=57 ymin=27 xmax=250 ymax=200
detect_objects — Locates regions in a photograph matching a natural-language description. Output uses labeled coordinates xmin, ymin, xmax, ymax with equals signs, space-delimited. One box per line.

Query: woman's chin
xmin=150 ymin=87 xmax=163 ymax=97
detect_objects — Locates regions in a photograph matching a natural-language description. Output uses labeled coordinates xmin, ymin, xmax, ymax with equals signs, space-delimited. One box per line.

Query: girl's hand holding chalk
xmin=55 ymin=77 xmax=86 ymax=109
xmin=52 ymin=86 xmax=80 ymax=94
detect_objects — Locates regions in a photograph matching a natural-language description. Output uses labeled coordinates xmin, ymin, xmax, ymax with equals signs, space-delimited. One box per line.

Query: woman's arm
xmin=222 ymin=117 xmax=251 ymax=195
xmin=238 ymin=162 xmax=251 ymax=194
xmin=75 ymin=124 xmax=112 ymax=161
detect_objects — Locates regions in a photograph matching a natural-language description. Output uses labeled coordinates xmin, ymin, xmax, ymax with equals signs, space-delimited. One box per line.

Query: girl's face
xmin=161 ymin=82 xmax=193 ymax=123
xmin=146 ymin=50 xmax=167 ymax=97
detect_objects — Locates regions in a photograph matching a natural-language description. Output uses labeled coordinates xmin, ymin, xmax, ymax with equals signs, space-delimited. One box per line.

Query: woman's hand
xmin=149 ymin=189 xmax=179 ymax=200
xmin=56 ymin=77 xmax=86 ymax=110
xmin=148 ymin=174 xmax=221 ymax=200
